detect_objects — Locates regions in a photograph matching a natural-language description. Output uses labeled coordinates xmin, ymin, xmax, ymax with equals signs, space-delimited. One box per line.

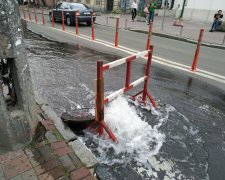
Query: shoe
xmin=147 ymin=23 xmax=150 ymax=25
xmin=209 ymin=29 xmax=213 ymax=32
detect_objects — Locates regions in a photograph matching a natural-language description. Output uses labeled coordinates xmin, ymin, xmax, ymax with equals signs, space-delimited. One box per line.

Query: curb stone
xmin=69 ymin=140 xmax=98 ymax=168
xmin=131 ymin=29 xmax=225 ymax=50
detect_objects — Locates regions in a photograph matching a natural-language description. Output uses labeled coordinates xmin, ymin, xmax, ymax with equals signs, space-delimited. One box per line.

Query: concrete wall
xmin=0 ymin=0 xmax=38 ymax=128
xmin=46 ymin=0 xmax=55 ymax=7
xmin=172 ymin=0 xmax=225 ymax=22
xmin=185 ymin=0 xmax=225 ymax=11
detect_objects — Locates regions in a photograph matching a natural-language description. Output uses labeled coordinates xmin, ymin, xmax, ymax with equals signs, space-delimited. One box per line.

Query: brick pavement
xmin=0 ymin=120 xmax=95 ymax=180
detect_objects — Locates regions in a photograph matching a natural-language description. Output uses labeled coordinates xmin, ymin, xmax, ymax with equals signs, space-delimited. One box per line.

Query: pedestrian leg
xmin=214 ymin=20 xmax=221 ymax=30
xmin=151 ymin=12 xmax=155 ymax=22
xmin=148 ymin=12 xmax=153 ymax=24
xmin=210 ymin=20 xmax=217 ymax=31
xmin=132 ymin=9 xmax=134 ymax=21
xmin=134 ymin=9 xmax=137 ymax=20
xmin=148 ymin=13 xmax=151 ymax=24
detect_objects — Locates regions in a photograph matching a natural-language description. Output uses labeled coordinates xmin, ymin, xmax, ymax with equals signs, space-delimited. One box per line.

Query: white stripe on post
xmin=130 ymin=76 xmax=146 ymax=87
xmin=106 ymin=88 xmax=124 ymax=102
xmin=136 ymin=50 xmax=149 ymax=58
xmin=105 ymin=57 xmax=127 ymax=69
xmin=104 ymin=50 xmax=149 ymax=69
xmin=105 ymin=76 xmax=147 ymax=103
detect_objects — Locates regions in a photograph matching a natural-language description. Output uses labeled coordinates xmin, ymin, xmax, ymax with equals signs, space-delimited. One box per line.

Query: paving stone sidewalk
xmin=0 ymin=119 xmax=96 ymax=180
xmin=95 ymin=13 xmax=225 ymax=47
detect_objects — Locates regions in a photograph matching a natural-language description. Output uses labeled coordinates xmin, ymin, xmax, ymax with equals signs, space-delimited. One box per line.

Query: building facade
xmin=44 ymin=0 xmax=118 ymax=11
xmin=171 ymin=0 xmax=225 ymax=22
xmin=43 ymin=0 xmax=225 ymax=22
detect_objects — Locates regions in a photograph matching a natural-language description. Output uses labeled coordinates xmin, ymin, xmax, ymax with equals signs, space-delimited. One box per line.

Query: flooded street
xmin=24 ymin=27 xmax=225 ymax=180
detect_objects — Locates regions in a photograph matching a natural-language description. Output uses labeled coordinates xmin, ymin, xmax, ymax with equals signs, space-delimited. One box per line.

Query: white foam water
xmin=82 ymin=96 xmax=175 ymax=168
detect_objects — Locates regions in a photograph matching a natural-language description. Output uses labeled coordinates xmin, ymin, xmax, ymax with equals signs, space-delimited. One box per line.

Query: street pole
xmin=161 ymin=0 xmax=169 ymax=31
xmin=179 ymin=0 xmax=187 ymax=19
xmin=161 ymin=4 xmax=167 ymax=31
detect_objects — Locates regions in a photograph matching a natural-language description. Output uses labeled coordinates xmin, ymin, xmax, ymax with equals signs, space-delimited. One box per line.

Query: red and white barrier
xmin=90 ymin=47 xmax=156 ymax=142
xmin=102 ymin=49 xmax=156 ymax=107
xmin=102 ymin=50 xmax=148 ymax=70
xmin=104 ymin=76 xmax=147 ymax=104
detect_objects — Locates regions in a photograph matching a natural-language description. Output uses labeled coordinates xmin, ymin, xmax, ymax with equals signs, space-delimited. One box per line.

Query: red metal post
xmin=125 ymin=61 xmax=131 ymax=88
xmin=146 ymin=92 xmax=156 ymax=108
xmin=146 ymin=22 xmax=153 ymax=50
xmin=91 ymin=14 xmax=95 ymax=40
xmin=143 ymin=46 xmax=157 ymax=108
xmin=95 ymin=61 xmax=117 ymax=142
xmin=97 ymin=62 xmax=103 ymax=83
xmin=41 ymin=8 xmax=45 ymax=25
xmin=62 ymin=11 xmax=65 ymax=31
xmin=115 ymin=18 xmax=119 ymax=47
xmin=34 ymin=7 xmax=38 ymax=23
xmin=75 ymin=12 xmax=79 ymax=35
xmin=52 ymin=10 xmax=54 ymax=28
xmin=96 ymin=61 xmax=104 ymax=134
xmin=28 ymin=7 xmax=31 ymax=21
xmin=101 ymin=121 xmax=117 ymax=142
xmin=191 ymin=29 xmax=204 ymax=71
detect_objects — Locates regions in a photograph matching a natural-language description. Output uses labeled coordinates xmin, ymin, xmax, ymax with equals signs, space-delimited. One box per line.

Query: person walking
xmin=144 ymin=4 xmax=150 ymax=23
xmin=148 ymin=0 xmax=157 ymax=24
xmin=131 ymin=0 xmax=138 ymax=22
xmin=209 ymin=10 xmax=223 ymax=32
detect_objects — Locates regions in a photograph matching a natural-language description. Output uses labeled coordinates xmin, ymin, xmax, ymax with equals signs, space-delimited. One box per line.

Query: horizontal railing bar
xmin=131 ymin=76 xmax=147 ymax=87
xmin=104 ymin=76 xmax=147 ymax=104
xmin=102 ymin=50 xmax=150 ymax=71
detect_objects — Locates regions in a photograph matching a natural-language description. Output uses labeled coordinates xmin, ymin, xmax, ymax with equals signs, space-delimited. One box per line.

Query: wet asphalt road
xmin=23 ymin=14 xmax=225 ymax=91
xmin=22 ymin=11 xmax=225 ymax=78
xmin=23 ymin=22 xmax=225 ymax=180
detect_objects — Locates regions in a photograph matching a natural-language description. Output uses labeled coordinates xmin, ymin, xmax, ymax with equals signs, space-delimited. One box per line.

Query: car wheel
xmin=66 ymin=16 xmax=71 ymax=26
xmin=87 ymin=21 xmax=91 ymax=26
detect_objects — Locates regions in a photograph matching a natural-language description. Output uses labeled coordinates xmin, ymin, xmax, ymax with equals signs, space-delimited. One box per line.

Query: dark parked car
xmin=49 ymin=2 xmax=96 ymax=26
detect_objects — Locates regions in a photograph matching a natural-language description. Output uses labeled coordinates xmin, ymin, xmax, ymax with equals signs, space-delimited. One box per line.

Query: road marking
xmin=25 ymin=20 xmax=225 ymax=84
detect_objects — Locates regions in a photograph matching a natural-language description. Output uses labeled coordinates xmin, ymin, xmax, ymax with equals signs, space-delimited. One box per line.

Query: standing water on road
xmin=24 ymin=26 xmax=225 ymax=180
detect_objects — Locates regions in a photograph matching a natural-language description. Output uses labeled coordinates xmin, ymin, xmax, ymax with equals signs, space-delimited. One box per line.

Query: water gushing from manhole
xmin=82 ymin=96 xmax=174 ymax=168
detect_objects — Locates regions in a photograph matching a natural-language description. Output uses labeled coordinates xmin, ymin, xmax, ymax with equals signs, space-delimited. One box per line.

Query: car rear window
xmin=70 ymin=4 xmax=89 ymax=10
